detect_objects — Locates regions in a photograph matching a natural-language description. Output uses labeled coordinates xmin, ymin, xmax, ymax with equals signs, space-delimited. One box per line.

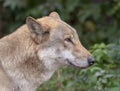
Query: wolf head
xmin=26 ymin=12 xmax=95 ymax=70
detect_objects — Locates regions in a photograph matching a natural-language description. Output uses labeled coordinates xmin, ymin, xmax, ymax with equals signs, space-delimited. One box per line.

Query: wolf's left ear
xmin=26 ymin=17 xmax=50 ymax=43
xmin=49 ymin=12 xmax=61 ymax=19
xmin=26 ymin=17 xmax=44 ymax=34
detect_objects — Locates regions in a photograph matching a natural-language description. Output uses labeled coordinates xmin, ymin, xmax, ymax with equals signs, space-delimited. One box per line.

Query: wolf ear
xmin=26 ymin=17 xmax=44 ymax=35
xmin=49 ymin=12 xmax=61 ymax=19
xmin=26 ymin=17 xmax=50 ymax=43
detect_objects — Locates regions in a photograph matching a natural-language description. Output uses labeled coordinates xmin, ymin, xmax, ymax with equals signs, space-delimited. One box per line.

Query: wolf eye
xmin=65 ymin=38 xmax=73 ymax=44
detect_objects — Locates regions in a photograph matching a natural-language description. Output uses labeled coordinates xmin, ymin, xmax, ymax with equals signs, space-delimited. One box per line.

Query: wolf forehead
xmin=35 ymin=16 xmax=76 ymax=33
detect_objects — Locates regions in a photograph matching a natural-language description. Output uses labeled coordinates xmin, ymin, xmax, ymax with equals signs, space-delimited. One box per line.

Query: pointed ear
xmin=49 ymin=12 xmax=61 ymax=19
xmin=26 ymin=16 xmax=44 ymax=35
xmin=26 ymin=17 xmax=50 ymax=44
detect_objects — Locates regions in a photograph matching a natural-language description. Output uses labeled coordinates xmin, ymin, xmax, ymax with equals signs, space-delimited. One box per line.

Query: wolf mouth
xmin=66 ymin=59 xmax=89 ymax=69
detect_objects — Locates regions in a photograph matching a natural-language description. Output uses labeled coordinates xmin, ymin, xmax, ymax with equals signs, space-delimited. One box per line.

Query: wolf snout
xmin=88 ymin=56 xmax=95 ymax=66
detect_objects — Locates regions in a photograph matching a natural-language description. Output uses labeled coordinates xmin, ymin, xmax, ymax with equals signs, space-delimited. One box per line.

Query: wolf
xmin=0 ymin=12 xmax=95 ymax=91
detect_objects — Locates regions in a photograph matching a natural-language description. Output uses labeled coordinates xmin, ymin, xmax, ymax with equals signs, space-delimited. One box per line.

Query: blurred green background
xmin=0 ymin=0 xmax=120 ymax=91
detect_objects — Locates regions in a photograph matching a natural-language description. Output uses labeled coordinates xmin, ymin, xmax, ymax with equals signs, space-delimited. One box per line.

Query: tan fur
xmin=0 ymin=12 xmax=94 ymax=91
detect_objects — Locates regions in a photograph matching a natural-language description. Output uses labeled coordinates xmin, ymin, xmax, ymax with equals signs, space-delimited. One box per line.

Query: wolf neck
xmin=0 ymin=30 xmax=56 ymax=91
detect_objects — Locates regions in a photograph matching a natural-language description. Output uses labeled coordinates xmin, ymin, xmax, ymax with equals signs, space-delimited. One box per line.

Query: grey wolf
xmin=0 ymin=12 xmax=95 ymax=91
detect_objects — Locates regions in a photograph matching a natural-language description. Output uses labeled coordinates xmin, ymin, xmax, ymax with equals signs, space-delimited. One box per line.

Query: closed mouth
xmin=66 ymin=59 xmax=89 ymax=69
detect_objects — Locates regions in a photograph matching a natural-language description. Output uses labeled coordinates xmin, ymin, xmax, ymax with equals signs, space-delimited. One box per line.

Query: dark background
xmin=0 ymin=0 xmax=120 ymax=91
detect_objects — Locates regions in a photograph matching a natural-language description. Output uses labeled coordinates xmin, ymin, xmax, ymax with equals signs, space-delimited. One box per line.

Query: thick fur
xmin=0 ymin=12 xmax=94 ymax=91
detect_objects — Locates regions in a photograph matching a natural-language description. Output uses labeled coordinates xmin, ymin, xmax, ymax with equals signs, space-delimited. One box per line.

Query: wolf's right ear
xmin=49 ymin=12 xmax=61 ymax=20
xmin=26 ymin=17 xmax=50 ymax=43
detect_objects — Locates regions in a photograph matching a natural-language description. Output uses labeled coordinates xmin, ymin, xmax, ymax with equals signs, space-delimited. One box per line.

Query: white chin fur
xmin=60 ymin=50 xmax=89 ymax=68
xmin=67 ymin=59 xmax=89 ymax=68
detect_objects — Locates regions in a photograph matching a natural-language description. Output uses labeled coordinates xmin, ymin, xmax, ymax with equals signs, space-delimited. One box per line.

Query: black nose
xmin=88 ymin=56 xmax=95 ymax=66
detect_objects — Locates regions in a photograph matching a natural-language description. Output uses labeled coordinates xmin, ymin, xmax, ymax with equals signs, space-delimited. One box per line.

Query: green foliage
xmin=3 ymin=0 xmax=27 ymax=10
xmin=0 ymin=0 xmax=120 ymax=91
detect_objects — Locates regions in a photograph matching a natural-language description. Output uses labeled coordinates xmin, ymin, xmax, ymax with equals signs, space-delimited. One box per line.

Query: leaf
xmin=108 ymin=87 xmax=120 ymax=91
xmin=3 ymin=0 xmax=27 ymax=10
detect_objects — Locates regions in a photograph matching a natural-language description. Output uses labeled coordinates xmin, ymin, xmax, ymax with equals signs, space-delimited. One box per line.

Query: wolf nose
xmin=88 ymin=56 xmax=95 ymax=66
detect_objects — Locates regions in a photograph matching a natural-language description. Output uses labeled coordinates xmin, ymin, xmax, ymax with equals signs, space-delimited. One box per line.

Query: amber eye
xmin=65 ymin=38 xmax=73 ymax=44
